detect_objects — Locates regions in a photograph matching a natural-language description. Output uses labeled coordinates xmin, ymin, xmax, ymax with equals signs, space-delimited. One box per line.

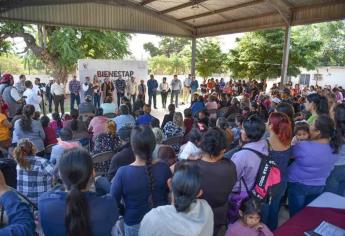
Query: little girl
xmin=50 ymin=112 xmax=63 ymax=136
xmin=292 ymin=121 xmax=310 ymax=145
xmin=226 ymin=197 xmax=273 ymax=236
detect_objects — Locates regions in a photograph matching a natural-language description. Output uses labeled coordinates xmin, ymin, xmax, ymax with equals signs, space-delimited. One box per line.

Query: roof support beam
xmin=160 ymin=0 xmax=208 ymax=15
xmin=265 ymin=0 xmax=292 ymax=25
xmin=140 ymin=0 xmax=157 ymax=6
xmin=179 ymin=0 xmax=265 ymax=22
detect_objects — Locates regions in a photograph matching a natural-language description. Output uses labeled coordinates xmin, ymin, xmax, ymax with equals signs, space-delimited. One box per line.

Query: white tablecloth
xmin=308 ymin=192 xmax=345 ymax=209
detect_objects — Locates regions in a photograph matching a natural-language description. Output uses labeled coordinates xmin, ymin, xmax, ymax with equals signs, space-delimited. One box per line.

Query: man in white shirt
xmin=127 ymin=76 xmax=137 ymax=104
xmin=51 ymin=79 xmax=65 ymax=115
xmin=23 ymin=80 xmax=42 ymax=112
xmin=182 ymin=74 xmax=192 ymax=105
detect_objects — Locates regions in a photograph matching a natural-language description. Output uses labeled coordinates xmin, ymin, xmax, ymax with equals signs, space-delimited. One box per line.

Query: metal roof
xmin=0 ymin=0 xmax=344 ymax=37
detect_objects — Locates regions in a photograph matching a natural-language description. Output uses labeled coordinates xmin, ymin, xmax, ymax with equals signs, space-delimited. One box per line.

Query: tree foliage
xmin=196 ymin=39 xmax=227 ymax=78
xmin=0 ymin=22 xmax=131 ymax=82
xmin=228 ymin=29 xmax=322 ymax=80
xmin=143 ymin=36 xmax=190 ymax=57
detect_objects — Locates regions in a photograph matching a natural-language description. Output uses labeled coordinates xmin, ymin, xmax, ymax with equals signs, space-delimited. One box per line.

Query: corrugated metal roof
xmin=0 ymin=0 xmax=344 ymax=37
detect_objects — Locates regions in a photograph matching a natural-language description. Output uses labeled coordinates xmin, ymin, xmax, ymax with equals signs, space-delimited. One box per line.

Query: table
xmin=274 ymin=192 xmax=345 ymax=236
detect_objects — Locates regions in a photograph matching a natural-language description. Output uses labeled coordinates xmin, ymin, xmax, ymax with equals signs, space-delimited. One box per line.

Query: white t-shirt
xmin=23 ymin=88 xmax=42 ymax=112
xmin=178 ymin=141 xmax=202 ymax=160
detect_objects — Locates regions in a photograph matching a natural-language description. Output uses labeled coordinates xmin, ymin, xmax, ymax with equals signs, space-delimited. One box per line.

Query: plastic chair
xmin=92 ymin=151 xmax=115 ymax=177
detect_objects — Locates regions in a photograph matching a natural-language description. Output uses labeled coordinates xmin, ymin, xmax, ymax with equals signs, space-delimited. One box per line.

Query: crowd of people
xmin=0 ymin=71 xmax=344 ymax=236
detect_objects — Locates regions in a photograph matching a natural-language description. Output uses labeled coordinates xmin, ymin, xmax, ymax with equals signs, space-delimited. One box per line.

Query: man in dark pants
xmin=68 ymin=75 xmax=81 ymax=110
xmin=115 ymin=76 xmax=126 ymax=108
xmin=147 ymin=74 xmax=158 ymax=109
xmin=45 ymin=79 xmax=54 ymax=113
xmin=51 ymin=79 xmax=65 ymax=115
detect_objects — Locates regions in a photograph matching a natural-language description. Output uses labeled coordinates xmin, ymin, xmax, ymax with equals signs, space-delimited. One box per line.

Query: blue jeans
xmin=288 ymin=182 xmax=324 ymax=217
xmin=93 ymin=94 xmax=101 ymax=108
xmin=124 ymin=223 xmax=140 ymax=236
xmin=261 ymin=181 xmax=287 ymax=230
xmin=148 ymin=92 xmax=156 ymax=108
xmin=325 ymin=165 xmax=345 ymax=196
xmin=170 ymin=90 xmax=179 ymax=107
xmin=70 ymin=93 xmax=80 ymax=110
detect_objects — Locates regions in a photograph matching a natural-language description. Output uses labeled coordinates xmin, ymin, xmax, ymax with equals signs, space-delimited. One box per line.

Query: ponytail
xmin=20 ymin=105 xmax=35 ymax=132
xmin=65 ymin=186 xmax=91 ymax=236
xmin=13 ymin=139 xmax=36 ymax=171
xmin=146 ymin=155 xmax=155 ymax=208
xmin=317 ymin=96 xmax=329 ymax=115
xmin=330 ymin=129 xmax=340 ymax=154
xmin=315 ymin=115 xmax=340 ymax=154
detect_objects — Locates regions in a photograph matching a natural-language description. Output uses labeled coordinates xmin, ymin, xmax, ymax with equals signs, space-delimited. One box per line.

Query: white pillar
xmin=281 ymin=25 xmax=291 ymax=86
xmin=191 ymin=37 xmax=196 ymax=76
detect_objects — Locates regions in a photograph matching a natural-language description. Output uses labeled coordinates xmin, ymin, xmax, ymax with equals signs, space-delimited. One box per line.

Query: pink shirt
xmin=225 ymin=220 xmax=273 ymax=236
xmin=88 ymin=116 xmax=108 ymax=139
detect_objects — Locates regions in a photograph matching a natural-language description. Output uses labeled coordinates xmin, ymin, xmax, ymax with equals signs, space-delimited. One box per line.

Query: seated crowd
xmin=0 ymin=75 xmax=344 ymax=236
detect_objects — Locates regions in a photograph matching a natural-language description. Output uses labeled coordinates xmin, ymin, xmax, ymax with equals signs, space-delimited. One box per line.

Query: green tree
xmin=144 ymin=36 xmax=190 ymax=57
xmin=196 ymin=39 xmax=227 ymax=78
xmin=313 ymin=21 xmax=345 ymax=66
xmin=0 ymin=54 xmax=25 ymax=74
xmin=0 ymin=23 xmax=131 ymax=82
xmin=228 ymin=28 xmax=322 ymax=80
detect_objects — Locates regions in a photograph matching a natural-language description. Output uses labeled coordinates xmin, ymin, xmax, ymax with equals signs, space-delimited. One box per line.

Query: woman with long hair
xmin=325 ymin=103 xmax=345 ymax=195
xmin=110 ymin=126 xmax=171 ymax=236
xmin=38 ymin=148 xmax=118 ymax=236
xmin=14 ymin=139 xmax=54 ymax=204
xmin=288 ymin=114 xmax=340 ymax=216
xmin=261 ymin=112 xmax=292 ymax=230
xmin=305 ymin=93 xmax=328 ymax=125
xmin=139 ymin=161 xmax=214 ymax=236
xmin=13 ymin=105 xmax=46 ymax=156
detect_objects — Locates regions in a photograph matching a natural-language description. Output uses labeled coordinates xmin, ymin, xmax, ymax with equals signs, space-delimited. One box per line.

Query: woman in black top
xmin=196 ymin=127 xmax=237 ymax=236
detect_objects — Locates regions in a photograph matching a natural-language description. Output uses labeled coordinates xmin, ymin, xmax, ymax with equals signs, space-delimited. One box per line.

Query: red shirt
xmin=43 ymin=126 xmax=58 ymax=146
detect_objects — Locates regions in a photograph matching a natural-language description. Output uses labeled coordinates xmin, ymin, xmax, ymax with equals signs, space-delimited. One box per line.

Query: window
xmin=299 ymin=74 xmax=310 ymax=86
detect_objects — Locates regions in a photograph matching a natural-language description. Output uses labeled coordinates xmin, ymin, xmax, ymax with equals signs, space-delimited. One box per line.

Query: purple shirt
xmin=225 ymin=220 xmax=273 ymax=236
xmin=68 ymin=80 xmax=81 ymax=94
xmin=231 ymin=140 xmax=268 ymax=192
xmin=288 ymin=141 xmax=338 ymax=186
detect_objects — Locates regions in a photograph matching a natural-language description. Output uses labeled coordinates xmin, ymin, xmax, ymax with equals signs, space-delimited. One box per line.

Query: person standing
xmin=45 ymin=79 xmax=54 ymax=113
xmin=170 ymin=75 xmax=182 ymax=108
xmin=127 ymin=76 xmax=138 ymax=105
xmin=147 ymin=74 xmax=158 ymax=109
xmin=82 ymin=76 xmax=94 ymax=99
xmin=159 ymin=77 xmax=169 ymax=109
xmin=15 ymin=74 xmax=26 ymax=97
xmin=51 ymin=79 xmax=65 ymax=115
xmin=115 ymin=75 xmax=126 ymax=108
xmin=182 ymin=74 xmax=191 ymax=105
xmin=0 ymin=74 xmax=23 ymax=120
xmin=92 ymin=76 xmax=101 ymax=108
xmin=101 ymin=77 xmax=115 ymax=103
xmin=68 ymin=75 xmax=81 ymax=110
xmin=23 ymin=81 xmax=42 ymax=112
xmin=138 ymin=80 xmax=146 ymax=103
xmin=190 ymin=75 xmax=199 ymax=97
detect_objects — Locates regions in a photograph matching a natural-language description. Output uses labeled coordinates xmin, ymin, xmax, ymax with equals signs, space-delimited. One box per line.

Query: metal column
xmin=280 ymin=25 xmax=291 ymax=86
xmin=191 ymin=37 xmax=196 ymax=76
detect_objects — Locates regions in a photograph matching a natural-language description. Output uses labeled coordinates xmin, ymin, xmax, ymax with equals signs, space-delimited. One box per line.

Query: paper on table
xmin=309 ymin=221 xmax=345 ymax=236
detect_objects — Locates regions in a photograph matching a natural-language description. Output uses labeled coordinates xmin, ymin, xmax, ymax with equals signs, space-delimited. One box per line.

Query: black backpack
xmin=241 ymin=147 xmax=281 ymax=203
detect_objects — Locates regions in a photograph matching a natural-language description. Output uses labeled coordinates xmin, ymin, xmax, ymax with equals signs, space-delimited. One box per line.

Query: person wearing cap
xmin=78 ymin=95 xmax=96 ymax=114
xmin=107 ymin=125 xmax=134 ymax=181
xmin=269 ymin=97 xmax=281 ymax=114
xmin=0 ymin=74 xmax=23 ymax=120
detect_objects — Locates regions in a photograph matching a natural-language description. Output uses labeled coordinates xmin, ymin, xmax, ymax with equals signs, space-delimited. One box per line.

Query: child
xmin=51 ymin=112 xmax=64 ymax=137
xmin=178 ymin=128 xmax=203 ymax=161
xmin=226 ymin=197 xmax=273 ymax=236
xmin=183 ymin=108 xmax=194 ymax=135
xmin=292 ymin=121 xmax=310 ymax=145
